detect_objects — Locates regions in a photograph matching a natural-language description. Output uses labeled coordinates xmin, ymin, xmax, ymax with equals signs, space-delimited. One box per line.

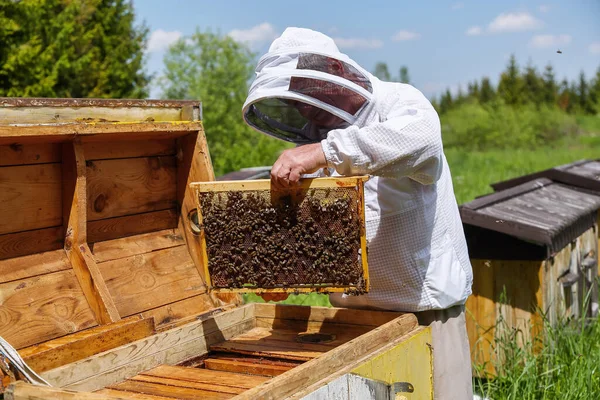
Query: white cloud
xmin=392 ymin=30 xmax=421 ymax=41
xmin=228 ymin=23 xmax=278 ymax=46
xmin=452 ymin=2 xmax=464 ymax=10
xmin=590 ymin=42 xmax=600 ymax=54
xmin=147 ymin=29 xmax=182 ymax=52
xmin=466 ymin=26 xmax=483 ymax=36
xmin=539 ymin=4 xmax=550 ymax=13
xmin=488 ymin=12 xmax=543 ymax=33
xmin=530 ymin=34 xmax=572 ymax=48
xmin=333 ymin=37 xmax=383 ymax=49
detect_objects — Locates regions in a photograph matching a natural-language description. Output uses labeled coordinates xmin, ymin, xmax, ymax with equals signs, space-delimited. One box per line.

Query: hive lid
xmin=460 ymin=178 xmax=600 ymax=256
xmin=490 ymin=159 xmax=600 ymax=193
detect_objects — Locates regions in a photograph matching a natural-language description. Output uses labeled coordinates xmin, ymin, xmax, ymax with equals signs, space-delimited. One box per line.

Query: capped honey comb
xmin=190 ymin=177 xmax=369 ymax=294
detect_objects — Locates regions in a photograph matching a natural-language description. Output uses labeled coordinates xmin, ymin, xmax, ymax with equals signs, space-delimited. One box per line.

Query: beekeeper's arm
xmin=321 ymin=96 xmax=443 ymax=185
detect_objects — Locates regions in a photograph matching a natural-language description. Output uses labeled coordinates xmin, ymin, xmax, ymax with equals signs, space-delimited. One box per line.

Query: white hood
xmin=242 ymin=27 xmax=375 ymax=144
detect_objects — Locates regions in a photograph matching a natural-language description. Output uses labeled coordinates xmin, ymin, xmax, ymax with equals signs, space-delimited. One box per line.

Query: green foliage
xmin=399 ymin=65 xmax=410 ymax=84
xmin=159 ymin=29 xmax=291 ymax=176
xmin=498 ymin=55 xmax=524 ymax=106
xmin=373 ymin=62 xmax=391 ymax=81
xmin=0 ymin=0 xmax=150 ymax=98
xmin=243 ymin=292 xmax=332 ymax=307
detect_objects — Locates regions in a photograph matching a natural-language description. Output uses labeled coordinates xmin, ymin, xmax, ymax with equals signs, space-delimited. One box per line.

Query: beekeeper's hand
xmin=271 ymin=143 xmax=327 ymax=189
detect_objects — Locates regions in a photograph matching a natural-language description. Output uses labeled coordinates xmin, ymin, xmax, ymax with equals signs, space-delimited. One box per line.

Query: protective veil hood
xmin=242 ymin=27 xmax=375 ymax=144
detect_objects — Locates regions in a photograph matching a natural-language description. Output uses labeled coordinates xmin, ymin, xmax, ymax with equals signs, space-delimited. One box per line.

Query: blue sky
xmin=133 ymin=0 xmax=600 ymax=100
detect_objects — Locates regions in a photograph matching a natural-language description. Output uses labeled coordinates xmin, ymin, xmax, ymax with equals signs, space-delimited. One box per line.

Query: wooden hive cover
xmin=460 ymin=178 xmax=600 ymax=259
xmin=0 ymin=97 xmax=239 ymax=353
xmin=491 ymin=159 xmax=600 ymax=193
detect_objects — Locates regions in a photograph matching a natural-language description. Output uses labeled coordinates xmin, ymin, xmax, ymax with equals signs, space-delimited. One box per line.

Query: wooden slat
xmin=210 ymin=341 xmax=323 ymax=361
xmin=0 ymin=270 xmax=97 ymax=349
xmin=234 ymin=312 xmax=418 ymax=400
xmin=91 ymin=228 xmax=184 ymax=263
xmin=0 ymin=163 xmax=62 ymax=235
xmin=5 ymin=381 xmax=127 ymax=400
xmin=19 ymin=316 xmax=155 ymax=373
xmin=140 ymin=295 xmax=217 ymax=330
xmin=86 ymin=156 xmax=177 ymax=221
xmin=0 ymin=249 xmax=70 ymax=284
xmin=87 ymin=209 xmax=178 ymax=243
xmin=43 ymin=305 xmax=255 ymax=391
xmin=141 ymin=365 xmax=269 ymax=389
xmin=204 ymin=358 xmax=294 ymax=377
xmin=95 ymin=389 xmax=174 ymax=400
xmin=253 ymin=303 xmax=402 ymax=327
xmin=63 ymin=141 xmax=120 ymax=324
xmin=190 ymin=176 xmax=369 ymax=192
xmin=255 ymin=317 xmax=375 ymax=336
xmin=83 ymin=139 xmax=176 ymax=161
xmin=107 ymin=380 xmax=233 ymax=400
xmin=0 ymin=226 xmax=63 ymax=261
xmin=0 ymin=143 xmax=62 ymax=166
xmin=129 ymin=374 xmax=245 ymax=395
xmin=99 ymin=245 xmax=206 ymax=317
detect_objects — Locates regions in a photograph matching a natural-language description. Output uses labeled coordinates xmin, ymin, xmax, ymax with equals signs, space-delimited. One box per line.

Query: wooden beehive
xmin=0 ymin=97 xmax=432 ymax=400
xmin=191 ymin=177 xmax=370 ymax=294
xmin=460 ymin=178 xmax=600 ymax=375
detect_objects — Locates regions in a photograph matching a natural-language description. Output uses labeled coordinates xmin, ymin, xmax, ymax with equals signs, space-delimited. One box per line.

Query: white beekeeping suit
xmin=242 ymin=27 xmax=473 ymax=313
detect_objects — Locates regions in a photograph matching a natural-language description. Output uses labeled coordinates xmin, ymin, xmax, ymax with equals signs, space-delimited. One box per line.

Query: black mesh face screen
xmin=296 ymin=53 xmax=373 ymax=94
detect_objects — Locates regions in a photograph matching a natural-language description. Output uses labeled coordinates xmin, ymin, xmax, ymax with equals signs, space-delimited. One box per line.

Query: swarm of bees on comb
xmin=198 ymin=187 xmax=366 ymax=294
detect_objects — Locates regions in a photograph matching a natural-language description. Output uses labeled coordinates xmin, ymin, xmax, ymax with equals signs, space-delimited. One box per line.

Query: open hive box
xmin=0 ymin=98 xmax=433 ymax=400
xmin=191 ymin=177 xmax=370 ymax=294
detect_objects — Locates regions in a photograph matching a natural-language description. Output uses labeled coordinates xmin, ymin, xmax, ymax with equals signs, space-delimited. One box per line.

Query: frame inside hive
xmin=190 ymin=177 xmax=369 ymax=294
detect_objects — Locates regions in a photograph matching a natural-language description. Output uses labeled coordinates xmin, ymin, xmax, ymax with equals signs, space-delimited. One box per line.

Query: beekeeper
xmin=242 ymin=27 xmax=474 ymax=398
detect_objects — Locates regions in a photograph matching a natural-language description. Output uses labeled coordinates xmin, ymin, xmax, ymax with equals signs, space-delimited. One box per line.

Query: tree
xmin=577 ymin=70 xmax=595 ymax=114
xmin=399 ymin=66 xmax=410 ymax=84
xmin=373 ymin=62 xmax=391 ymax=81
xmin=590 ymin=66 xmax=600 ymax=113
xmin=0 ymin=0 xmax=150 ymax=98
xmin=557 ymin=78 xmax=571 ymax=111
xmin=542 ymin=63 xmax=557 ymax=106
xmin=497 ymin=54 xmax=523 ymax=106
xmin=522 ymin=61 xmax=543 ymax=105
xmin=160 ymin=30 xmax=290 ymax=176
xmin=467 ymin=81 xmax=480 ymax=100
xmin=439 ymin=89 xmax=453 ymax=114
xmin=479 ymin=77 xmax=495 ymax=104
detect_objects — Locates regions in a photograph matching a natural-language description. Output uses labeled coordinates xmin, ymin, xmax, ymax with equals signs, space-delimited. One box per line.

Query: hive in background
xmin=190 ymin=177 xmax=369 ymax=294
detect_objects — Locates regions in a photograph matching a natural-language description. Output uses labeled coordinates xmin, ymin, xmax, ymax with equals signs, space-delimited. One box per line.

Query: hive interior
xmin=197 ymin=183 xmax=367 ymax=292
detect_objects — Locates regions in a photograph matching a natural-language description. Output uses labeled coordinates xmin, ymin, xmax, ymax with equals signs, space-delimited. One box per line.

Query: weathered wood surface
xmin=87 ymin=209 xmax=178 ymax=243
xmin=98 ymin=245 xmax=206 ymax=317
xmin=255 ymin=317 xmax=374 ymax=336
xmin=4 ymin=381 xmax=127 ymax=400
xmin=106 ymin=380 xmax=233 ymax=400
xmin=83 ymin=139 xmax=176 ymax=161
xmin=0 ymin=270 xmax=97 ymax=349
xmin=190 ymin=176 xmax=369 ymax=192
xmin=19 ymin=316 xmax=155 ymax=373
xmin=41 ymin=305 xmax=255 ymax=391
xmin=203 ymin=358 xmax=295 ymax=377
xmin=140 ymin=295 xmax=217 ymax=330
xmin=91 ymin=229 xmax=184 ymax=263
xmin=0 ymin=226 xmax=64 ymax=261
xmin=142 ymin=365 xmax=269 ymax=389
xmin=233 ymin=312 xmax=418 ymax=400
xmin=96 ymin=389 xmax=174 ymax=400
xmin=0 ymin=249 xmax=70 ymax=284
xmin=0 ymin=163 xmax=62 ymax=235
xmin=123 ymin=374 xmax=245 ymax=395
xmin=0 ymin=143 xmax=62 ymax=166
xmin=86 ymin=156 xmax=177 ymax=221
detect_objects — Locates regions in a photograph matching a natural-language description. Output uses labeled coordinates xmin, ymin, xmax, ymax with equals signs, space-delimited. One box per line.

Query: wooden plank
xmin=140 ymin=294 xmax=218 ymax=330
xmin=86 ymin=156 xmax=177 ymax=221
xmin=5 ymin=381 xmax=127 ymax=400
xmin=204 ymin=358 xmax=294 ymax=377
xmin=87 ymin=209 xmax=178 ymax=243
xmin=0 ymin=143 xmax=61 ymax=166
xmin=0 ymin=163 xmax=62 ymax=235
xmin=0 ymin=270 xmax=97 ymax=349
xmin=63 ymin=141 xmax=120 ymax=324
xmin=107 ymin=380 xmax=233 ymax=400
xmin=0 ymin=249 xmax=69 ymax=284
xmin=0 ymin=226 xmax=63 ymax=261
xmin=42 ymin=304 xmax=255 ymax=390
xmin=209 ymin=341 xmax=323 ymax=361
xmin=83 ymin=139 xmax=176 ymax=161
xmin=233 ymin=312 xmax=418 ymax=400
xmin=91 ymin=229 xmax=185 ymax=263
xmin=19 ymin=316 xmax=155 ymax=373
xmin=141 ymin=365 xmax=269 ymax=389
xmin=255 ymin=317 xmax=374 ymax=336
xmin=190 ymin=176 xmax=369 ymax=192
xmin=98 ymin=245 xmax=206 ymax=317
xmin=0 ymin=122 xmax=203 ymax=145
xmin=130 ymin=374 xmax=245 ymax=395
xmin=96 ymin=389 xmax=174 ymax=400
xmin=229 ymin=326 xmax=368 ymax=348
xmin=253 ymin=303 xmax=402 ymax=327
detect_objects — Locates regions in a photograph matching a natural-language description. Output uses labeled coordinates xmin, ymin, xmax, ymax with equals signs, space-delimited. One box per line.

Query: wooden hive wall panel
xmin=0 ymin=143 xmax=62 ymax=166
xmin=0 ymin=269 xmax=97 ymax=349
